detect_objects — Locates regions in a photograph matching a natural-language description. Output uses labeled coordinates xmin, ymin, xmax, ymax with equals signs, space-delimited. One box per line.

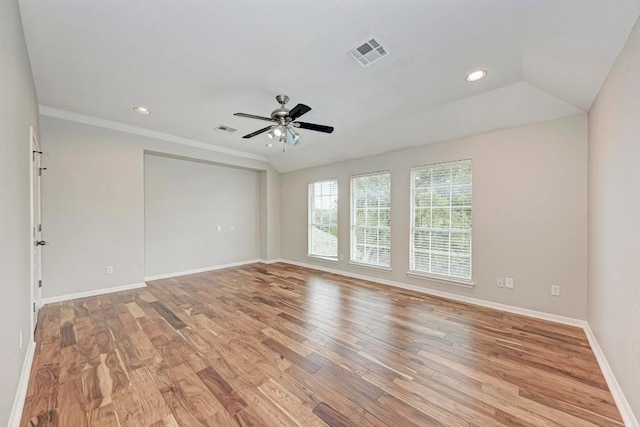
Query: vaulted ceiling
xmin=19 ymin=0 xmax=640 ymax=172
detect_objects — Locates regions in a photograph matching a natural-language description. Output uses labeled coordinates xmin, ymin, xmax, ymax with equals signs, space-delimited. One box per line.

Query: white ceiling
xmin=18 ymin=0 xmax=640 ymax=172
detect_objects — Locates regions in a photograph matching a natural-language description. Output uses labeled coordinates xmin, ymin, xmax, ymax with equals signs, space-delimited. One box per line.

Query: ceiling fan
xmin=234 ymin=94 xmax=334 ymax=149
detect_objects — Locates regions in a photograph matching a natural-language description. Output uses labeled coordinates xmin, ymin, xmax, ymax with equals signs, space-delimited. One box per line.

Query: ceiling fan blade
xmin=288 ymin=103 xmax=311 ymax=120
xmin=234 ymin=112 xmax=276 ymax=122
xmin=242 ymin=125 xmax=272 ymax=139
xmin=295 ymin=121 xmax=334 ymax=134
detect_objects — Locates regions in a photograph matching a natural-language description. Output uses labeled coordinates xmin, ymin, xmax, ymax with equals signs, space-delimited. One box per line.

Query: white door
xmin=30 ymin=126 xmax=43 ymax=335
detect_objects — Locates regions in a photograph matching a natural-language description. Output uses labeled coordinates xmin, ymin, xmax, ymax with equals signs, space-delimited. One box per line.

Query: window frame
xmin=349 ymin=171 xmax=392 ymax=270
xmin=308 ymin=178 xmax=339 ymax=261
xmin=409 ymin=159 xmax=473 ymax=286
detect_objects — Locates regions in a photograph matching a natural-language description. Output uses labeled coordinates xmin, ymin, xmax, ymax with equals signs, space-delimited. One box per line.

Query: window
xmin=410 ymin=160 xmax=472 ymax=280
xmin=350 ymin=172 xmax=391 ymax=268
xmin=308 ymin=179 xmax=338 ymax=259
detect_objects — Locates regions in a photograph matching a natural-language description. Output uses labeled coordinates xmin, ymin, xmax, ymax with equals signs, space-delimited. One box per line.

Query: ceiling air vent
xmin=348 ymin=38 xmax=389 ymax=67
xmin=215 ymin=125 xmax=236 ymax=133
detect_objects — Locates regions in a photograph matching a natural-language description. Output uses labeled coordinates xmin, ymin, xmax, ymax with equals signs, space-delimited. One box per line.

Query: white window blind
xmin=308 ymin=179 xmax=338 ymax=259
xmin=410 ymin=160 xmax=472 ymax=280
xmin=350 ymin=172 xmax=391 ymax=268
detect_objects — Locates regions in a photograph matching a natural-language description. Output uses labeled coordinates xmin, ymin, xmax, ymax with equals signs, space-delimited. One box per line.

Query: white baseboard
xmin=41 ymin=282 xmax=147 ymax=304
xmin=8 ymin=340 xmax=36 ymax=427
xmin=259 ymin=258 xmax=284 ymax=265
xmin=279 ymin=259 xmax=586 ymax=328
xmin=584 ymin=325 xmax=638 ymax=427
xmin=144 ymin=259 xmax=262 ymax=281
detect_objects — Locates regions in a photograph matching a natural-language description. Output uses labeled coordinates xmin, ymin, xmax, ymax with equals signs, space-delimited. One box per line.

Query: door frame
xmin=29 ymin=125 xmax=42 ymax=339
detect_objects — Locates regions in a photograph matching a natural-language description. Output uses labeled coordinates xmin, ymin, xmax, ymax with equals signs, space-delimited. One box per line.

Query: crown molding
xmin=39 ymin=105 xmax=268 ymax=162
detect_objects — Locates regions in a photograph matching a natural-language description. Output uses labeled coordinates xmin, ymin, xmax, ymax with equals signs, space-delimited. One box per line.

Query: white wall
xmin=41 ymin=118 xmax=145 ymax=297
xmin=588 ymin=17 xmax=640 ymax=418
xmin=281 ymin=115 xmax=588 ymax=319
xmin=40 ymin=116 xmax=278 ymax=299
xmin=144 ymin=154 xmax=259 ymax=277
xmin=0 ymin=0 xmax=39 ymax=423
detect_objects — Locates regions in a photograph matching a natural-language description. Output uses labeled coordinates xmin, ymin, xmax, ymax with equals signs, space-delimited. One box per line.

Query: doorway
xmin=30 ymin=126 xmax=43 ymax=337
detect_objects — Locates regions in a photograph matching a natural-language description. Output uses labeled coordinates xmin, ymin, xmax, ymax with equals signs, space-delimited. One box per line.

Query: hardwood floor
xmin=22 ymin=263 xmax=623 ymax=426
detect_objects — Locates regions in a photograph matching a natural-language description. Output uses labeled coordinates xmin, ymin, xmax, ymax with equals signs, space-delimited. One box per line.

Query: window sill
xmin=348 ymin=261 xmax=392 ymax=273
xmin=406 ymin=271 xmax=475 ymax=288
xmin=307 ymin=255 xmax=339 ymax=263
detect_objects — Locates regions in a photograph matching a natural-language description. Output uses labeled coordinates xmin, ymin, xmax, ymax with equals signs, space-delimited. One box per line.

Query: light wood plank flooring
xmin=22 ymin=263 xmax=623 ymax=426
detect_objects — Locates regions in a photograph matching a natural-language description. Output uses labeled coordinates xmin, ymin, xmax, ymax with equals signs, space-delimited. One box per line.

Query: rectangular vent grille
xmin=216 ymin=125 xmax=236 ymax=133
xmin=348 ymin=38 xmax=389 ymax=67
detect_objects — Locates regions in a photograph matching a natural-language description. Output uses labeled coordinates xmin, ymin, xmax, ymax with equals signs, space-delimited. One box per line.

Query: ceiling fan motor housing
xmin=271 ymin=94 xmax=290 ymax=121
xmin=271 ymin=107 xmax=290 ymax=121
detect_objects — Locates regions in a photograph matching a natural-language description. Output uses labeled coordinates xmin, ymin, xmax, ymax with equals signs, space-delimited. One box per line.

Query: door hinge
xmin=38 ymin=224 xmax=42 ymax=232
xmin=33 ymin=302 xmax=35 ymax=313
xmin=38 ymin=167 xmax=47 ymax=176
xmin=38 ymin=280 xmax=42 ymax=288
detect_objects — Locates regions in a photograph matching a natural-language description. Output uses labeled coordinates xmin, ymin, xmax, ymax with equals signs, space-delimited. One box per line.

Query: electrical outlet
xmin=217 ymin=225 xmax=222 ymax=232
xmin=230 ymin=225 xmax=235 ymax=231
xmin=497 ymin=277 xmax=505 ymax=288
xmin=505 ymin=277 xmax=514 ymax=289
xmin=551 ymin=285 xmax=560 ymax=296
xmin=106 ymin=266 xmax=113 ymax=275
xmin=19 ymin=329 xmax=23 ymax=349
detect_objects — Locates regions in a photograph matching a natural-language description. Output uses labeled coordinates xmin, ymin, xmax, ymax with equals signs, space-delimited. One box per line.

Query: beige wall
xmin=263 ymin=165 xmax=281 ymax=261
xmin=144 ymin=154 xmax=260 ymax=277
xmin=0 ymin=0 xmax=39 ymax=423
xmin=40 ymin=116 xmax=278 ymax=299
xmin=281 ymin=115 xmax=588 ymax=319
xmin=588 ymin=17 xmax=640 ymax=418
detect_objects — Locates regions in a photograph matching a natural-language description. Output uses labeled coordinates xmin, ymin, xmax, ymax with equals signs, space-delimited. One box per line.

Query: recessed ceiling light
xmin=465 ymin=70 xmax=487 ymax=82
xmin=133 ymin=106 xmax=150 ymax=115
xmin=265 ymin=143 xmax=275 ymax=148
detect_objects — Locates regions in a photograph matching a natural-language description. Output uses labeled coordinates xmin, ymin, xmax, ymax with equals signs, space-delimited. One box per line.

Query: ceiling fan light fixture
xmin=273 ymin=126 xmax=284 ymax=137
xmin=289 ymin=127 xmax=300 ymax=141
xmin=465 ymin=70 xmax=487 ymax=82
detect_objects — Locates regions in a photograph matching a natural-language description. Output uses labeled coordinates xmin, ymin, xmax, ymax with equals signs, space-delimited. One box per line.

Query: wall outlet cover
xmin=551 ymin=285 xmax=561 ymax=296
xmin=505 ymin=277 xmax=514 ymax=289
xmin=106 ymin=266 xmax=114 ymax=274
xmin=497 ymin=277 xmax=505 ymax=287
